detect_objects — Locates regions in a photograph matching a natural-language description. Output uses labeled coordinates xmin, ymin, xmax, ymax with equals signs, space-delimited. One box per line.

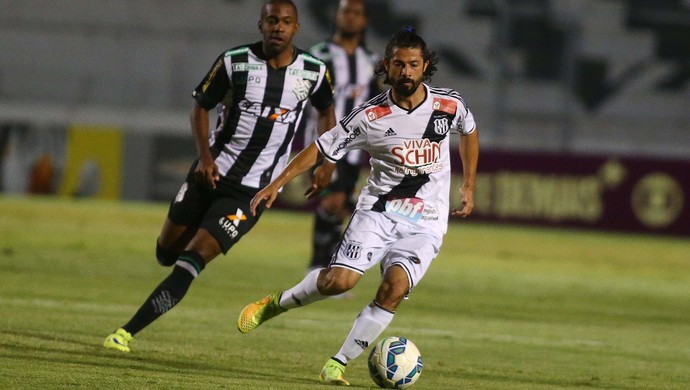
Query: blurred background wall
xmin=1 ymin=0 xmax=688 ymax=234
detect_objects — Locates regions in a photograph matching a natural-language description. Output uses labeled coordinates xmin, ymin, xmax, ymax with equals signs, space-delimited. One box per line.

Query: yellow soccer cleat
xmin=319 ymin=358 xmax=350 ymax=386
xmin=237 ymin=293 xmax=286 ymax=334
xmin=103 ymin=328 xmax=133 ymax=352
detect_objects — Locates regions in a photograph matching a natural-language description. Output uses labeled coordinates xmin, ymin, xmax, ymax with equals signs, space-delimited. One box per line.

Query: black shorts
xmin=167 ymin=173 xmax=264 ymax=254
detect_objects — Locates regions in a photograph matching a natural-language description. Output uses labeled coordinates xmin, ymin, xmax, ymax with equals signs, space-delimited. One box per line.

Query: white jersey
xmin=316 ymin=84 xmax=476 ymax=235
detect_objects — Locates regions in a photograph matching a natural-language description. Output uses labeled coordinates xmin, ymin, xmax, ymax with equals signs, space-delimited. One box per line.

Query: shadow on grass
xmin=0 ymin=329 xmax=333 ymax=388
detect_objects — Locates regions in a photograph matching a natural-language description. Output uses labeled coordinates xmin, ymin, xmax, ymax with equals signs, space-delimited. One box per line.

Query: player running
xmin=237 ymin=26 xmax=479 ymax=385
xmin=103 ymin=0 xmax=336 ymax=352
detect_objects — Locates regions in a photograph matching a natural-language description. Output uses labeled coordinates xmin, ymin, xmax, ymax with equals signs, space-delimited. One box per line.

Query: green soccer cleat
xmin=237 ymin=293 xmax=286 ymax=334
xmin=319 ymin=358 xmax=350 ymax=386
xmin=103 ymin=328 xmax=133 ymax=352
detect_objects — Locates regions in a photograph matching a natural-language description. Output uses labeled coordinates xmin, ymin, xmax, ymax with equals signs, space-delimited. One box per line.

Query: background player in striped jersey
xmin=303 ymin=0 xmax=380 ymax=280
xmin=103 ymin=0 xmax=336 ymax=352
xmin=238 ymin=27 xmax=479 ymax=385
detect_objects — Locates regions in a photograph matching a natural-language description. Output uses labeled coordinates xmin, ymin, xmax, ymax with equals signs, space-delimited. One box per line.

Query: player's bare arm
xmin=250 ymin=143 xmax=322 ymax=215
xmin=453 ymin=129 xmax=479 ymax=217
xmin=309 ymin=104 xmax=337 ymax=197
xmin=190 ymin=101 xmax=219 ymax=189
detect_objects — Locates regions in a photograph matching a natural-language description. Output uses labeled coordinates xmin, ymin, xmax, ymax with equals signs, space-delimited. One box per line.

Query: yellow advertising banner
xmin=60 ymin=125 xmax=122 ymax=199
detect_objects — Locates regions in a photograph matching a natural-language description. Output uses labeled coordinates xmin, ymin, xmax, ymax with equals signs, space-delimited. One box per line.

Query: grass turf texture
xmin=1 ymin=195 xmax=689 ymax=389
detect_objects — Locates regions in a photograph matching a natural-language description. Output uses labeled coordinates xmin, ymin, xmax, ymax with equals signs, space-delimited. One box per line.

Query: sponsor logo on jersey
xmin=202 ymin=58 xmax=225 ymax=93
xmin=384 ymin=128 xmax=397 ymax=137
xmin=421 ymin=206 xmax=439 ymax=221
xmin=391 ymin=139 xmax=442 ymax=167
xmin=395 ymin=163 xmax=443 ymax=176
xmin=232 ymin=63 xmax=265 ymax=72
xmin=365 ymin=105 xmax=392 ymax=122
xmin=432 ymin=98 xmax=457 ymax=115
xmin=292 ymin=79 xmax=312 ymax=101
xmin=385 ymin=197 xmax=425 ymax=222
xmin=218 ymin=209 xmax=247 ymax=239
xmin=239 ymin=99 xmax=298 ymax=123
xmin=343 ymin=241 xmax=362 ymax=260
xmin=288 ymin=68 xmax=320 ymax=81
xmin=333 ymin=126 xmax=362 ymax=156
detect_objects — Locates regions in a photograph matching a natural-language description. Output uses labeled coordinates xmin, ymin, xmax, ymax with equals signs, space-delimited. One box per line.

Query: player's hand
xmin=250 ymin=184 xmax=278 ymax=216
xmin=306 ymin=161 xmax=336 ymax=199
xmin=195 ymin=155 xmax=220 ymax=189
xmin=451 ymin=186 xmax=474 ymax=218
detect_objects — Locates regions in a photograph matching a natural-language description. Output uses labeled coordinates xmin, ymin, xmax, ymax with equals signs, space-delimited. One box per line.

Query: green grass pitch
xmin=1 ymin=195 xmax=689 ymax=389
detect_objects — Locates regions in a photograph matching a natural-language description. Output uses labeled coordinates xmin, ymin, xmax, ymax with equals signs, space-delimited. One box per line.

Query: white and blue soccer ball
xmin=368 ymin=336 xmax=423 ymax=388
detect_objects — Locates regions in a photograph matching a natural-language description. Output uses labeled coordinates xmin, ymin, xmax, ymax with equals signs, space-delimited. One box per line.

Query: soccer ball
xmin=368 ymin=336 xmax=423 ymax=388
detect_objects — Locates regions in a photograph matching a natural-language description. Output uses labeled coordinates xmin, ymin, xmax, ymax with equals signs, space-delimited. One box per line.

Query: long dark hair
xmin=374 ymin=26 xmax=438 ymax=85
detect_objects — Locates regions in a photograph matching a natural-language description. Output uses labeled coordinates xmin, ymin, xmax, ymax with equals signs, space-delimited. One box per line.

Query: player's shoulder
xmin=427 ymin=86 xmax=470 ymax=112
xmin=428 ymin=86 xmax=463 ymax=100
xmin=341 ymin=92 xmax=390 ymax=126
xmin=297 ymin=47 xmax=328 ymax=68
xmin=223 ymin=43 xmax=252 ymax=59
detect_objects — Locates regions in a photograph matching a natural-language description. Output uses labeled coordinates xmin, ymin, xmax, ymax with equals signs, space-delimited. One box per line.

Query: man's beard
xmin=393 ymin=77 xmax=421 ymax=97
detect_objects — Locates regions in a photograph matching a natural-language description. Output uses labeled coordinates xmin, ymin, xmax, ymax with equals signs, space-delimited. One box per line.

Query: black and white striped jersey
xmin=316 ymin=84 xmax=476 ymax=235
xmin=303 ymin=40 xmax=378 ymax=165
xmin=192 ymin=41 xmax=333 ymax=191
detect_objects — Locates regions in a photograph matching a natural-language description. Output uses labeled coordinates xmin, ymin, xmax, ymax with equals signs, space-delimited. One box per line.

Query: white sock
xmin=334 ymin=302 xmax=395 ymax=364
xmin=279 ymin=268 xmax=328 ymax=309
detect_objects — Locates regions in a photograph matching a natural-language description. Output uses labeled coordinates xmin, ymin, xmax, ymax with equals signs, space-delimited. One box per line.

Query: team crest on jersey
xmin=293 ymin=79 xmax=312 ymax=101
xmin=433 ymin=117 xmax=450 ymax=135
xmin=432 ymin=98 xmax=457 ymax=115
xmin=344 ymin=241 xmax=362 ymax=260
xmin=365 ymin=105 xmax=392 ymax=122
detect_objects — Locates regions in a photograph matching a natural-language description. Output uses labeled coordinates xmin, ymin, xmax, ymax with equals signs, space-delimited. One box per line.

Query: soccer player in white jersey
xmin=103 ymin=0 xmax=336 ymax=353
xmin=304 ymin=0 xmax=380 ymax=276
xmin=237 ymin=26 xmax=479 ymax=385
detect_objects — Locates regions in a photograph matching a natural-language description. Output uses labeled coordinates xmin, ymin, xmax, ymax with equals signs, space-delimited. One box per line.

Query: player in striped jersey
xmin=103 ymin=0 xmax=336 ymax=353
xmin=238 ymin=27 xmax=479 ymax=385
xmin=303 ymin=0 xmax=381 ymax=285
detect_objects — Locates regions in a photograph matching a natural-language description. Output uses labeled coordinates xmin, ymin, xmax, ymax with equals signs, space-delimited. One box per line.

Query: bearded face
xmin=385 ymin=47 xmax=427 ymax=98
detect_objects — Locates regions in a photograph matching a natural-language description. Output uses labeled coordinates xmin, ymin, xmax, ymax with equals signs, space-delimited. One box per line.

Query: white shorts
xmin=330 ymin=209 xmax=443 ymax=293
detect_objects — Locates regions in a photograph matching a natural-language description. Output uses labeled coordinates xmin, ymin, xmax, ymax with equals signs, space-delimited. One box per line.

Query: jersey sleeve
xmin=192 ymin=52 xmax=231 ymax=110
xmin=454 ymin=94 xmax=476 ymax=135
xmin=308 ymin=67 xmax=334 ymax=111
xmin=459 ymin=107 xmax=476 ymax=135
xmin=315 ymin=114 xmax=367 ymax=163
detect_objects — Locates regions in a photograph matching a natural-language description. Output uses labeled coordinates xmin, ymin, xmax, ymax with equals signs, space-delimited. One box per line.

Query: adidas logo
xmin=355 ymin=339 xmax=369 ymax=350
xmin=384 ymin=128 xmax=397 ymax=137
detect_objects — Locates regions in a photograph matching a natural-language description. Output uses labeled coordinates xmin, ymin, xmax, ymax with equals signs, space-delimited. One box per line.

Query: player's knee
xmin=318 ymin=270 xmax=356 ymax=295
xmin=156 ymin=241 xmax=178 ymax=267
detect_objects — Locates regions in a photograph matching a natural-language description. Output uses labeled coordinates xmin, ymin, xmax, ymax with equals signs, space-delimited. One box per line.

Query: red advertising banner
xmin=264 ymin=148 xmax=690 ymax=236
xmin=466 ymin=150 xmax=689 ymax=236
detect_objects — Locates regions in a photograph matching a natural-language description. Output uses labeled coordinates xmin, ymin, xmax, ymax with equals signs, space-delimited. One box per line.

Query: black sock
xmin=122 ymin=251 xmax=205 ymax=335
xmin=310 ymin=208 xmax=343 ymax=269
